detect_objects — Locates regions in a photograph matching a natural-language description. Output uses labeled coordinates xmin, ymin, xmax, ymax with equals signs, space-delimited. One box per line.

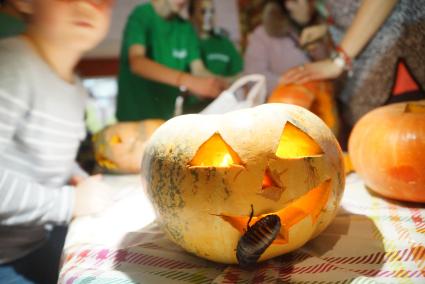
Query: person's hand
xmin=300 ymin=24 xmax=328 ymax=47
xmin=185 ymin=75 xmax=228 ymax=98
xmin=280 ymin=59 xmax=344 ymax=85
xmin=304 ymin=41 xmax=331 ymax=61
xmin=69 ymin=175 xmax=84 ymax=186
xmin=72 ymin=175 xmax=114 ymax=218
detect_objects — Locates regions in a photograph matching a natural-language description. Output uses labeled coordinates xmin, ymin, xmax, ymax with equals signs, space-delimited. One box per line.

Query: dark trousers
xmin=0 ymin=226 xmax=68 ymax=284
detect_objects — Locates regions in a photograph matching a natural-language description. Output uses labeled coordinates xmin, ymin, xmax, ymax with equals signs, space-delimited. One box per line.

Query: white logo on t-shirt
xmin=172 ymin=49 xmax=188 ymax=59
xmin=207 ymin=54 xmax=230 ymax=63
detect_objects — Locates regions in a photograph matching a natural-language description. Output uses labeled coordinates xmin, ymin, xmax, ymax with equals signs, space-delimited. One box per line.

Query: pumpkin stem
xmin=404 ymin=103 xmax=425 ymax=113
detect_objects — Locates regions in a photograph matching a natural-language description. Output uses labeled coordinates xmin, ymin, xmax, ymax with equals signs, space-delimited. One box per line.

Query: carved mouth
xmin=220 ymin=179 xmax=332 ymax=245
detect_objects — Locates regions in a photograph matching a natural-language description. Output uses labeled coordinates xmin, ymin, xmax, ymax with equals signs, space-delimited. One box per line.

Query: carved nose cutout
xmin=262 ymin=169 xmax=278 ymax=189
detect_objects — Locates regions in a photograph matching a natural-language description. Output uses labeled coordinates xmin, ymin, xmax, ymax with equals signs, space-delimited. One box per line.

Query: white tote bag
xmin=200 ymin=74 xmax=267 ymax=114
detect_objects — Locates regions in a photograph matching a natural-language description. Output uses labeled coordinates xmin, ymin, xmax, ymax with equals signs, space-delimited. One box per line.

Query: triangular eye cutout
xmin=189 ymin=133 xmax=243 ymax=167
xmin=275 ymin=122 xmax=323 ymax=159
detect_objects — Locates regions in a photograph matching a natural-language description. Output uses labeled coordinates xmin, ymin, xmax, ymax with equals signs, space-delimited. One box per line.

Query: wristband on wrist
xmin=176 ymin=72 xmax=188 ymax=92
xmin=331 ymin=45 xmax=353 ymax=76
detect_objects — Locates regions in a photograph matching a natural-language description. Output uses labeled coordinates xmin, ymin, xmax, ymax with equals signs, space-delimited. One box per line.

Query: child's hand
xmin=300 ymin=24 xmax=328 ymax=47
xmin=69 ymin=175 xmax=84 ymax=186
xmin=187 ymin=76 xmax=228 ymax=98
xmin=72 ymin=175 xmax=114 ymax=218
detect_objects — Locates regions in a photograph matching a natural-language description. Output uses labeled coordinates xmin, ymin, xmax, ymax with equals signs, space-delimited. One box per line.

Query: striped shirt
xmin=0 ymin=37 xmax=87 ymax=264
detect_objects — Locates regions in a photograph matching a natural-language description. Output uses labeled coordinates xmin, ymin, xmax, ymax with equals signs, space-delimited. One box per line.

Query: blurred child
xmin=185 ymin=0 xmax=243 ymax=113
xmin=243 ymin=0 xmax=309 ymax=94
xmin=189 ymin=0 xmax=243 ymax=78
xmin=0 ymin=0 xmax=29 ymax=38
xmin=0 ymin=0 xmax=115 ymax=283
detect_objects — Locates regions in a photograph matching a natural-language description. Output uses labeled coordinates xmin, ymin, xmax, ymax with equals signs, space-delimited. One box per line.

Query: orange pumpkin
xmin=142 ymin=104 xmax=345 ymax=265
xmin=268 ymin=81 xmax=339 ymax=135
xmin=93 ymin=119 xmax=164 ymax=174
xmin=348 ymin=101 xmax=425 ymax=203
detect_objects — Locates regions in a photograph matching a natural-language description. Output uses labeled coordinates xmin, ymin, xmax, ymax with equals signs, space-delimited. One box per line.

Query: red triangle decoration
xmin=392 ymin=59 xmax=421 ymax=96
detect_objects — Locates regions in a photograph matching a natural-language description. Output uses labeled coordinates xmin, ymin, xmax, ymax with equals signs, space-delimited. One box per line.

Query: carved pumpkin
xmin=142 ymin=104 xmax=345 ymax=264
xmin=268 ymin=81 xmax=339 ymax=135
xmin=93 ymin=119 xmax=164 ymax=174
xmin=348 ymin=101 xmax=425 ymax=203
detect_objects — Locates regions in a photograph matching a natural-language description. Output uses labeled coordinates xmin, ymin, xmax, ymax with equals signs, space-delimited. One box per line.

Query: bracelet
xmin=335 ymin=46 xmax=352 ymax=69
xmin=331 ymin=45 xmax=353 ymax=76
xmin=176 ymin=72 xmax=188 ymax=93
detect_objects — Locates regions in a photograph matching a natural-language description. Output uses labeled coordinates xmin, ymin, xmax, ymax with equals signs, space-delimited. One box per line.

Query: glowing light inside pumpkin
xmin=189 ymin=133 xmax=242 ymax=167
xmin=221 ymin=179 xmax=331 ymax=245
xmin=220 ymin=153 xmax=233 ymax=167
xmin=404 ymin=103 xmax=425 ymax=113
xmin=110 ymin=135 xmax=123 ymax=145
xmin=275 ymin=122 xmax=323 ymax=158
xmin=262 ymin=170 xmax=277 ymax=189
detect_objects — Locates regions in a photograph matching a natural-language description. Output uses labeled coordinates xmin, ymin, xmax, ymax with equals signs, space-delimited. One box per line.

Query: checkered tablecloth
xmin=59 ymin=174 xmax=425 ymax=284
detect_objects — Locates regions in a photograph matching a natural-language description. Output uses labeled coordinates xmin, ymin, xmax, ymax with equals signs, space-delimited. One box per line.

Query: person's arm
xmin=0 ymin=82 xmax=111 ymax=225
xmin=190 ymin=59 xmax=235 ymax=85
xmin=0 ymin=168 xmax=75 ymax=226
xmin=0 ymin=168 xmax=114 ymax=225
xmin=129 ymin=45 xmax=224 ymax=98
xmin=0 ymin=89 xmax=74 ymax=226
xmin=340 ymin=0 xmax=398 ymax=58
xmin=281 ymin=0 xmax=398 ymax=84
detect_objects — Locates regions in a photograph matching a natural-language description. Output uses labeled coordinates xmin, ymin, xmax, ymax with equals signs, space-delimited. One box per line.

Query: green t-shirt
xmin=116 ymin=3 xmax=202 ymax=121
xmin=200 ymin=33 xmax=243 ymax=77
xmin=0 ymin=12 xmax=26 ymax=38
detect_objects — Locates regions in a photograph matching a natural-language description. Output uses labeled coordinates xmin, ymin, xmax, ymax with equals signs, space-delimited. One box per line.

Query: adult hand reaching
xmin=280 ymin=59 xmax=344 ymax=85
xmin=183 ymin=75 xmax=228 ymax=99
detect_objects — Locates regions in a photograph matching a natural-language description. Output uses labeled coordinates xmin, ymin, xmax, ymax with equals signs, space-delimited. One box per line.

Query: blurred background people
xmin=282 ymin=0 xmax=425 ymax=128
xmin=116 ymin=0 xmax=227 ymax=122
xmin=188 ymin=0 xmax=243 ymax=78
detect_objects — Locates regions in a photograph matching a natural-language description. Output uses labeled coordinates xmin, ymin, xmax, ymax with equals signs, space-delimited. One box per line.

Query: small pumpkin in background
xmin=348 ymin=101 xmax=425 ymax=203
xmin=93 ymin=119 xmax=164 ymax=174
xmin=142 ymin=104 xmax=345 ymax=265
xmin=268 ymin=81 xmax=339 ymax=135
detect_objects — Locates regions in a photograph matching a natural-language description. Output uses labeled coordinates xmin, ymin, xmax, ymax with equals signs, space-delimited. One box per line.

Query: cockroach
xmin=236 ymin=205 xmax=281 ymax=268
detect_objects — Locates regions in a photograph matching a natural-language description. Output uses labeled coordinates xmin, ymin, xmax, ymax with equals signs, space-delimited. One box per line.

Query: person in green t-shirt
xmin=188 ymin=0 xmax=243 ymax=77
xmin=117 ymin=0 xmax=228 ymax=122
xmin=0 ymin=0 xmax=28 ymax=38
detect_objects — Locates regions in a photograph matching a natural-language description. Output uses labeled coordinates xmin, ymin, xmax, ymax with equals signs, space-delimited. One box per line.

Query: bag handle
xmin=226 ymin=74 xmax=266 ymax=104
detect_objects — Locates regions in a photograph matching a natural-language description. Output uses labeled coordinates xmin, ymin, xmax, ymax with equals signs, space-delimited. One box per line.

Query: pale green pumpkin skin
xmin=142 ymin=104 xmax=345 ymax=264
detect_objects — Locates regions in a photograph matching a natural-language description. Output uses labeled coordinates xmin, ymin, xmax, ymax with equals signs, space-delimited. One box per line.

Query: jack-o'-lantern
xmin=142 ymin=104 xmax=345 ymax=265
xmin=93 ymin=119 xmax=164 ymax=174
xmin=268 ymin=81 xmax=339 ymax=135
xmin=348 ymin=101 xmax=425 ymax=203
